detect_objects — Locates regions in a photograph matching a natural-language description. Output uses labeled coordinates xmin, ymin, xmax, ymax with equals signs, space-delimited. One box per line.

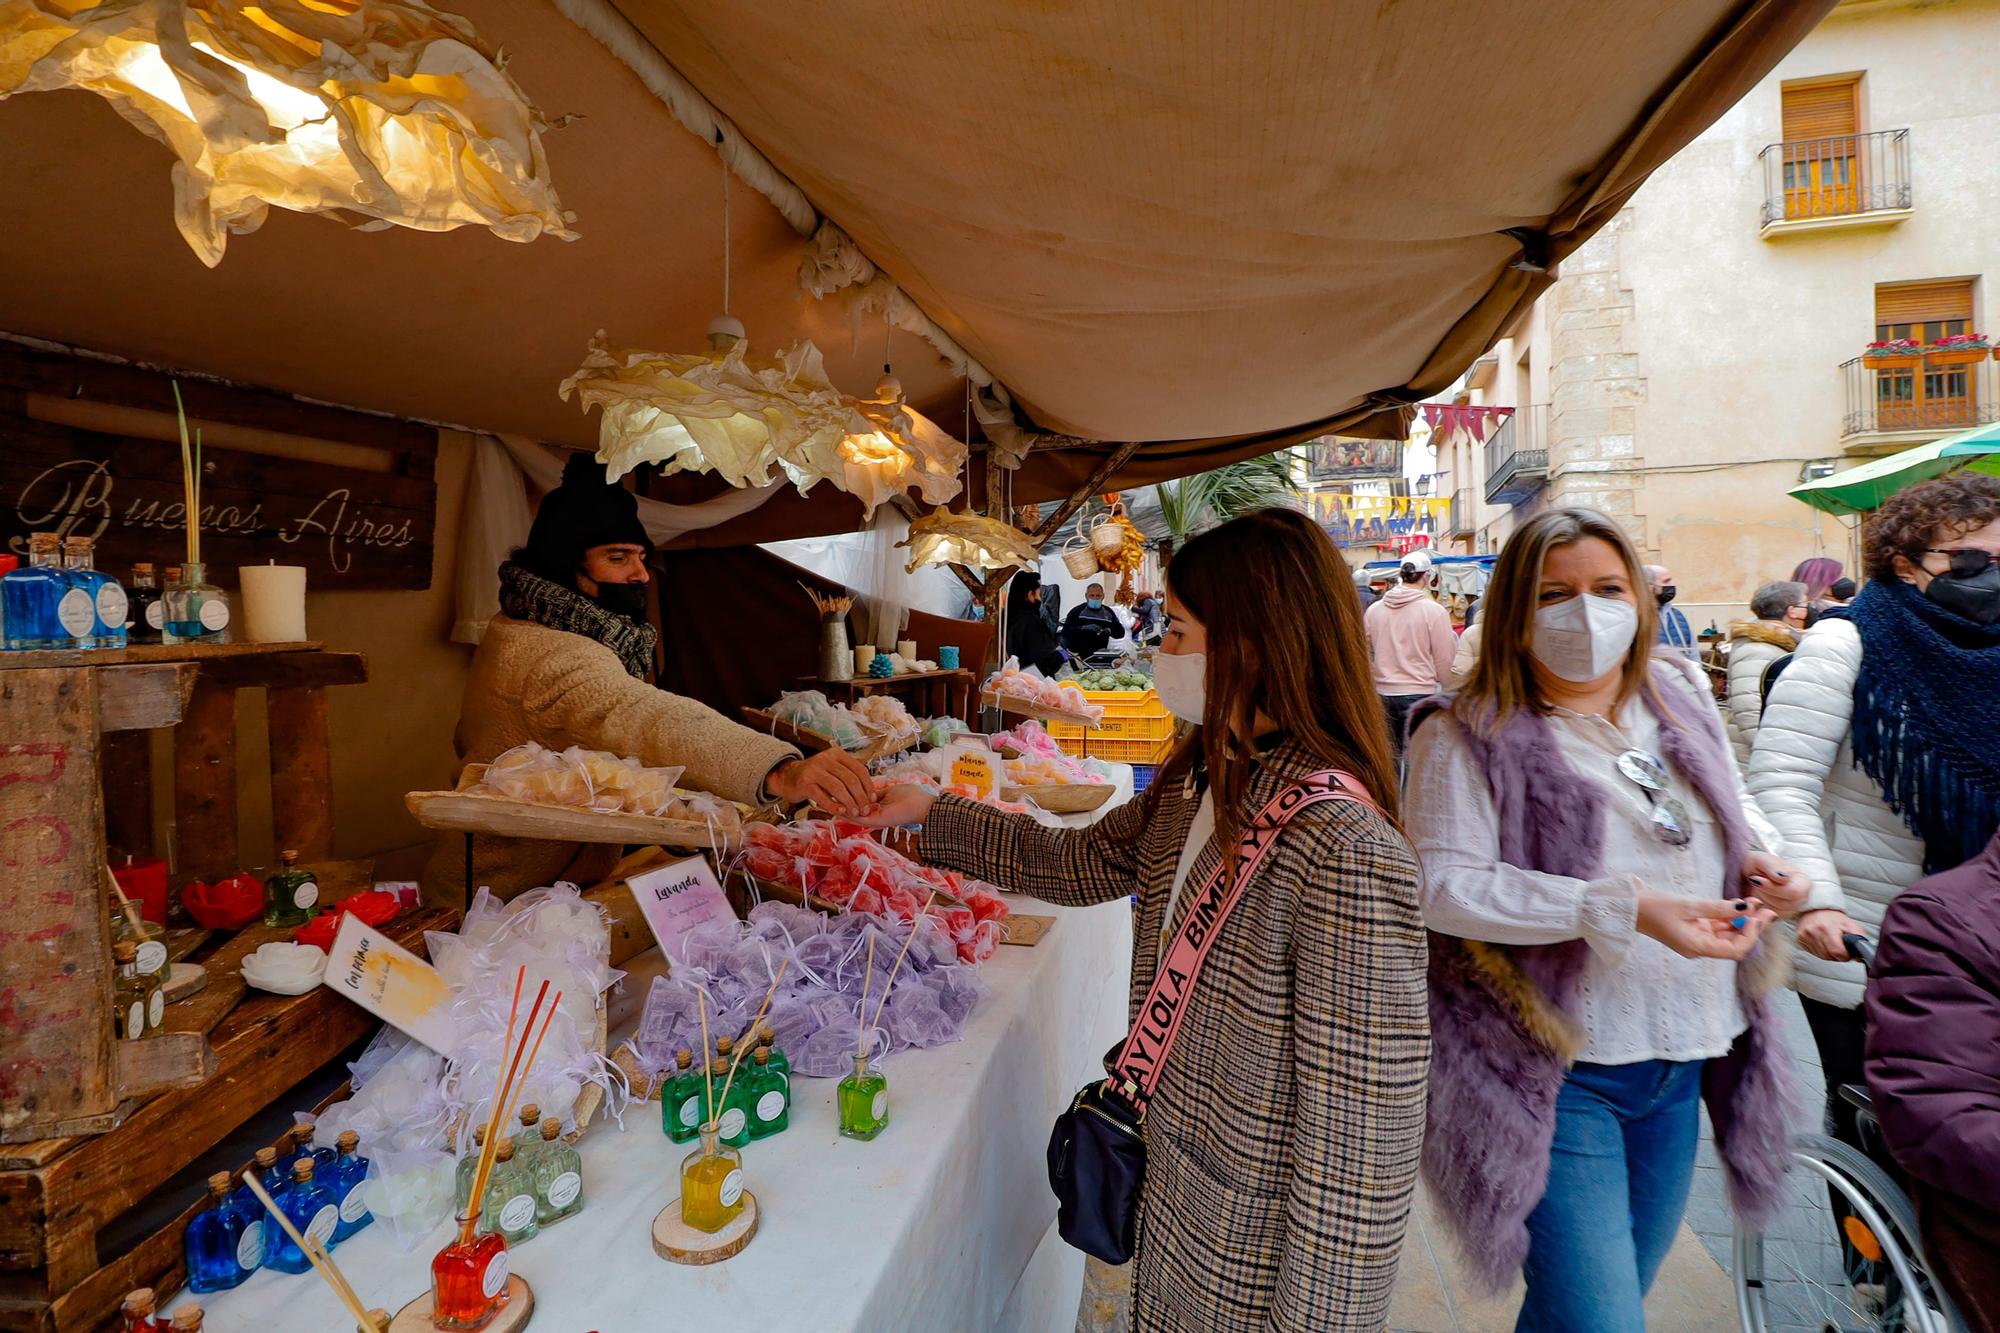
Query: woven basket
xmin=1062 ymin=534 xmax=1100 ymax=579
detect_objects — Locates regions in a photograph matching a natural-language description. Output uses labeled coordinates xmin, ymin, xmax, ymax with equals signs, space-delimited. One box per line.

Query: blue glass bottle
xmin=261 ymin=1158 xmax=338 ymax=1275
xmin=329 ymin=1129 xmax=372 ymax=1243
xmin=292 ymin=1120 xmax=338 ymax=1175
xmin=61 ymin=536 xmax=127 ymax=649
xmin=185 ymin=1172 xmax=252 ymax=1293
xmin=2 ymin=532 xmax=67 ymax=649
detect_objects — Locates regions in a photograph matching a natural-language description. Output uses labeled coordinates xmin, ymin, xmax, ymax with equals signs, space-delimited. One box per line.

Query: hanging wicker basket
xmin=1089 ymin=504 xmax=1128 ymax=560
xmin=1062 ymin=533 xmax=1101 ymax=579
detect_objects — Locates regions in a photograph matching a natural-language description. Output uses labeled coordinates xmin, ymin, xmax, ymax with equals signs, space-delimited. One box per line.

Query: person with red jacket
xmin=1865 ymin=829 xmax=2000 ymax=1332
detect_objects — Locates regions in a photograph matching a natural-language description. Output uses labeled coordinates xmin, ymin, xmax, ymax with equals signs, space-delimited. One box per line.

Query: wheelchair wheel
xmin=1733 ymin=1134 xmax=1966 ymax=1333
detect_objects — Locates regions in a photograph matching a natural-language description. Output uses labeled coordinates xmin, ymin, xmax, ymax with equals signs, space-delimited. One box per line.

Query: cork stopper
xmin=518 ymin=1102 xmax=540 ymax=1127
xmin=28 ymin=531 xmax=59 ymax=555
xmin=754 ymin=1048 xmax=770 ymax=1066
xmin=336 ymin=1129 xmax=359 ymax=1153
xmin=113 ymin=941 xmax=137 ymax=964
xmin=471 ymin=1123 xmax=488 ymax=1146
xmin=715 ymin=1035 xmax=734 ymax=1057
xmin=280 ymin=849 xmax=300 ymax=866
xmin=133 ymin=561 xmax=156 ymax=576
xmin=207 ymin=1171 xmax=231 ymax=1196
xmin=171 ymin=1306 xmax=204 ymax=1331
xmin=291 ymin=1158 xmax=315 ymax=1182
xmin=675 ymin=1049 xmax=693 ymax=1069
xmin=494 ymin=1138 xmax=515 ymax=1163
xmin=121 ymin=1288 xmax=156 ymax=1316
xmin=295 ymin=1120 xmax=316 ymax=1146
xmin=255 ymin=1147 xmax=278 ymax=1169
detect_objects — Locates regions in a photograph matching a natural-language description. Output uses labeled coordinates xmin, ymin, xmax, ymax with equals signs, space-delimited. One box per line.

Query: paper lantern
xmin=0 ymin=0 xmax=575 ymax=266
xmin=897 ymin=510 xmax=1041 ymax=574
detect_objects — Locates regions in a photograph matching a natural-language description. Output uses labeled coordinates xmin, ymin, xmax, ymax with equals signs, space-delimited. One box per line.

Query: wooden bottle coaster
xmin=164 ymin=961 xmax=207 ymax=1002
xmin=653 ymin=1192 xmax=758 ymax=1265
xmin=389 ymin=1274 xmax=533 ymax=1332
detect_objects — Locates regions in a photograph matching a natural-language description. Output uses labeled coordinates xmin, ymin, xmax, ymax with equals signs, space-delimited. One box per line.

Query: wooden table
xmin=803 ymin=667 xmax=977 ymax=723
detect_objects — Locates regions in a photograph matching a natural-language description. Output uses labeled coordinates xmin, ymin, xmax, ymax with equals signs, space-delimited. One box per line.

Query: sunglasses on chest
xmin=1614 ymin=749 xmax=1691 ymax=847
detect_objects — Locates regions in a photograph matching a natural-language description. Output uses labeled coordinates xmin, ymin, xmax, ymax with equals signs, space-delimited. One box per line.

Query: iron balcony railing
xmin=1840 ymin=350 xmax=1998 ymax=438
xmin=1758 ymin=129 xmax=1911 ymax=228
xmin=1449 ymin=488 xmax=1475 ymax=536
xmin=1484 ymin=406 xmax=1549 ymax=506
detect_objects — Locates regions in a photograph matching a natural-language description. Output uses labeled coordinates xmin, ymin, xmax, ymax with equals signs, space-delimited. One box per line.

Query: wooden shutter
xmin=1782 ymin=79 xmax=1859 ymax=141
xmin=1876 ymin=280 xmax=1974 ymax=327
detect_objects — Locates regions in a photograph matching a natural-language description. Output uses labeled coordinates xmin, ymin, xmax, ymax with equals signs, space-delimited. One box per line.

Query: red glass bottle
xmin=118 ymin=1287 xmax=161 ymax=1332
xmin=429 ymin=1223 xmax=510 ymax=1330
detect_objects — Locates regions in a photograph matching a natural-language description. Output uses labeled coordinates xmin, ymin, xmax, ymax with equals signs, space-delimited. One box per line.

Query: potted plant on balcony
xmin=1926 ymin=332 xmax=1992 ymax=367
xmin=1864 ymin=337 xmax=1922 ymax=372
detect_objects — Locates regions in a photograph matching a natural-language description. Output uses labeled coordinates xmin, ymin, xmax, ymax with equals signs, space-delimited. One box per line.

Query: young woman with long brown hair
xmin=867 ymin=507 xmax=1428 ymax=1332
xmin=1403 ymin=507 xmax=1809 ymax=1333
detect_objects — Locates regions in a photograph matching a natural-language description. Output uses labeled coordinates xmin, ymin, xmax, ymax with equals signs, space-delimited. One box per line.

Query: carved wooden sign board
xmin=0 ymin=409 xmax=435 ymax=589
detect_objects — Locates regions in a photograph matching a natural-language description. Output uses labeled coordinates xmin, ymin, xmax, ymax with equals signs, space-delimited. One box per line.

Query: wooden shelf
xmin=0 ymin=641 xmax=321 ymax=670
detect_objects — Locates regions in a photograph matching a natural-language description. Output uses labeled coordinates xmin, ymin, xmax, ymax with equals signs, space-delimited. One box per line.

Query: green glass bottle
xmin=837 ymin=1053 xmax=889 ymax=1140
xmin=756 ymin=1026 xmax=790 ymax=1081
xmin=477 ymin=1138 xmax=538 ymax=1244
xmin=530 ymin=1118 xmax=583 ymax=1226
xmin=747 ymin=1047 xmax=789 ymax=1139
xmin=661 ymin=1051 xmax=701 ymax=1143
xmin=452 ymin=1125 xmax=488 ymax=1215
xmin=511 ymin=1102 xmax=543 ymax=1167
xmin=262 ymin=850 xmax=319 ymax=928
xmin=714 ymin=1061 xmax=752 ymax=1150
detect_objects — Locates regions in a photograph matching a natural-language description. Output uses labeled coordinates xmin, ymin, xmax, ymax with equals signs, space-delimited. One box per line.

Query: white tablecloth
xmin=168 ymin=890 xmax=1133 ymax=1332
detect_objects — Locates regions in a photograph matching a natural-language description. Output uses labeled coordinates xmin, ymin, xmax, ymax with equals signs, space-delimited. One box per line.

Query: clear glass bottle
xmin=162 ymin=561 xmax=231 ymax=645
xmin=128 ymin=563 xmax=164 ymax=645
xmin=262 ymin=1158 xmax=337 ymax=1275
xmin=453 ymin=1125 xmax=489 ymax=1215
xmin=2 ymin=532 xmax=68 ymax=649
xmin=678 ymin=1121 xmax=745 ymax=1234
xmin=262 ymin=850 xmax=319 ymax=928
xmin=714 ymin=1060 xmax=752 ymax=1150
xmin=184 ymin=1172 xmax=250 ymax=1294
xmin=118 ymin=1287 xmax=160 ymax=1332
xmin=330 ymin=1129 xmax=372 ymax=1243
xmin=478 ymin=1139 xmax=538 ymax=1244
xmin=837 ymin=1053 xmax=890 ymax=1140
xmin=108 ymin=897 xmax=168 ymax=1001
xmin=510 ymin=1102 xmax=543 ymax=1164
xmin=62 ymin=536 xmax=127 ymax=649
xmin=747 ymin=1047 xmax=789 ymax=1139
xmin=662 ymin=1050 xmax=702 ymax=1144
xmin=112 ymin=942 xmax=158 ymax=1040
xmin=429 ymin=1226 xmax=509 ymax=1331
xmin=530 ymin=1117 xmax=583 ymax=1226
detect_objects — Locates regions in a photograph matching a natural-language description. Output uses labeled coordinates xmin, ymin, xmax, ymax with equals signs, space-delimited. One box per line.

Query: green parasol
xmin=1790 ymin=424 xmax=2000 ymax=517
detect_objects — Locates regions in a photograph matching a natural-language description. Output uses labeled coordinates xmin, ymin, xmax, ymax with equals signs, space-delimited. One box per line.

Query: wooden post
xmin=0 ymin=669 xmax=115 ymax=1139
xmin=268 ymin=687 xmax=333 ymax=860
xmin=172 ymin=679 xmax=237 ymax=881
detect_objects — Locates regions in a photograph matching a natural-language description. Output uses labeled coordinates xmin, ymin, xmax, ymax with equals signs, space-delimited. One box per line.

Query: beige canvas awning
xmin=0 ymin=0 xmax=1834 ymax=540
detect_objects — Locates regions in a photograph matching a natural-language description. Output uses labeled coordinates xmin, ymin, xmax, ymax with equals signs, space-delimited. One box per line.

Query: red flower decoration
xmin=182 ymin=873 xmax=265 ymax=930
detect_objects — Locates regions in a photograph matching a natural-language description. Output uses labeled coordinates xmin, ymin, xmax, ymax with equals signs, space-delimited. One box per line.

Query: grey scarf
xmin=497 ymin=561 xmax=657 ymax=680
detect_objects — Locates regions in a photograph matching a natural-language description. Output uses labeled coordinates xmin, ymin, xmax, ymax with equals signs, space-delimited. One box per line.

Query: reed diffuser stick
xmin=242 ymin=1173 xmax=373 ymax=1329
xmin=459 ymin=972 xmax=541 ymax=1243
xmin=302 ymin=1231 xmax=366 ymax=1319
xmin=697 ymin=988 xmax=714 ymax=1126
xmin=172 ymin=382 xmax=200 ymax=567
xmin=866 ymin=894 xmax=938 ymax=1034
xmin=713 ymin=961 xmax=790 ymax=1118
xmin=855 ymin=932 xmax=877 ymax=1060
xmin=494 ymin=992 xmax=564 ymax=1133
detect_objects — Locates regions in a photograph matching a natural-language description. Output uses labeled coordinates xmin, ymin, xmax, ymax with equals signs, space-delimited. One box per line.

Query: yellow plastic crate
xmin=1082 ymin=688 xmax=1167 ymax=719
xmin=1085 ymin=733 xmax=1179 ymax=766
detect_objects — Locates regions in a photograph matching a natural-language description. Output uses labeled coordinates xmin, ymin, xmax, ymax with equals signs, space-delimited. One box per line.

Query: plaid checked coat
xmin=920 ymin=740 xmax=1430 ymax=1332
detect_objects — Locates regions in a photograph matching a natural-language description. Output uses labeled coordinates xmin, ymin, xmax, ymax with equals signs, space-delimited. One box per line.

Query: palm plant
xmin=1154 ymin=451 xmax=1303 ymax=544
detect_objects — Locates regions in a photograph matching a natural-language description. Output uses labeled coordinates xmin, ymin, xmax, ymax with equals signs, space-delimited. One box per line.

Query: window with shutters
xmin=1761 ymin=75 xmax=1910 ymax=231
xmin=1872 ymin=280 xmax=1982 ymax=432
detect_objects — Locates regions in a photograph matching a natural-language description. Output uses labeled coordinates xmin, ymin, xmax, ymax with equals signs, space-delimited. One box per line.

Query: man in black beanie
xmin=424 ymin=453 xmax=873 ymax=905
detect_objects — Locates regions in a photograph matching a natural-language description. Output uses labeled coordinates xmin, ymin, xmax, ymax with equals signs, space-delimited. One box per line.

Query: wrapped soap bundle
xmin=478 ymin=741 xmax=744 ymax=832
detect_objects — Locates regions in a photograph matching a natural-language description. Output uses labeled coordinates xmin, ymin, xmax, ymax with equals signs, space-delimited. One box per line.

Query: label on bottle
xmin=199 ymin=597 xmax=230 ymax=632
xmin=677 ymin=1095 xmax=701 ymax=1128
xmin=339 ymin=1184 xmax=369 ymax=1224
xmin=872 ymin=1090 xmax=887 ymax=1121
xmin=482 ymin=1248 xmax=510 ymax=1298
xmin=545 ymin=1170 xmax=581 ymax=1209
xmin=237 ymin=1221 xmax=264 ymax=1271
xmin=148 ymin=990 xmax=163 ymax=1028
xmin=718 ymin=1169 xmax=744 ymax=1207
xmin=146 ymin=600 xmax=165 ymax=630
xmin=718 ymin=1106 xmax=746 ymax=1141
xmin=756 ymin=1090 xmax=785 ymax=1122
xmin=500 ymin=1194 xmax=535 ymax=1232
xmin=306 ymin=1204 xmax=338 ymax=1248
xmin=96 ymin=584 xmax=128 ymax=630
xmin=125 ymin=1001 xmax=145 ymax=1038
xmin=56 ymin=588 xmax=94 ymax=639
xmin=135 ymin=939 xmax=168 ymax=975
xmin=293 ymin=881 xmax=319 ymax=910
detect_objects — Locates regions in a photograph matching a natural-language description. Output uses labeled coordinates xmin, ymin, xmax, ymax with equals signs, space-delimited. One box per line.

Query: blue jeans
xmin=1515 ymin=1059 xmax=1703 ymax=1333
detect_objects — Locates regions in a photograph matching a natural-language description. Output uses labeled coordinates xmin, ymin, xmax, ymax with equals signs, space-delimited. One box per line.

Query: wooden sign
xmin=0 ymin=410 xmax=435 ymax=589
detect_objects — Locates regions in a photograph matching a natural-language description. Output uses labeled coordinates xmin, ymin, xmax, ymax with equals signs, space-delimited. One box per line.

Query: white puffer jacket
xmin=1724 ymin=621 xmax=1799 ymax=767
xmin=1745 ymin=619 xmax=1924 ymax=1009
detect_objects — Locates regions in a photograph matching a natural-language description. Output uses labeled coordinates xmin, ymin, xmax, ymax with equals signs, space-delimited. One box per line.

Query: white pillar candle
xmin=239 ymin=562 xmax=308 ymax=642
xmin=854 ymin=644 xmax=877 ymax=674
xmin=896 ymin=639 xmax=919 ymax=662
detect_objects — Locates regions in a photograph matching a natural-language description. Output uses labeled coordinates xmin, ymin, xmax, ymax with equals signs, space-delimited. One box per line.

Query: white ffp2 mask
xmin=1531 ymin=594 xmax=1639 ymax=683
xmin=1151 ymin=649 xmax=1207 ymax=723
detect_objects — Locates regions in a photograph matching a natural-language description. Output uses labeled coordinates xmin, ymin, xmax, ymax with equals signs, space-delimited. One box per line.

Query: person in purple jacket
xmin=1865 ymin=829 xmax=2000 ymax=1333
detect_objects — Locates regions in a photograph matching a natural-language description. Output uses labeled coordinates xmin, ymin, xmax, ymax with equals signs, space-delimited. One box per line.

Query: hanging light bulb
xmin=1 ymin=0 xmax=577 ymax=266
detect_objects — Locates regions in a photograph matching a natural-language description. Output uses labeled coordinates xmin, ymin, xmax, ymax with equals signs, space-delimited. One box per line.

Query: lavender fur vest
xmin=1411 ymin=667 xmax=1799 ymax=1292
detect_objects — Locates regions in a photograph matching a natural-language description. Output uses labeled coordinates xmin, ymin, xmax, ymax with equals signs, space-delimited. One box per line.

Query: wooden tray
xmin=404 ymin=766 xmax=756 ymax=852
xmin=980 ymin=691 xmax=1102 ymax=728
xmin=739 ymin=708 xmax=916 ymax=764
xmin=1003 ymin=782 xmax=1115 ymax=814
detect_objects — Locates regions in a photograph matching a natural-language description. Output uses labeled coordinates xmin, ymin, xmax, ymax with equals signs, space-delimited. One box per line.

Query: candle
xmin=854 ymin=644 xmax=876 ymax=674
xmin=239 ymin=562 xmax=307 ymax=642
xmin=896 ymin=639 xmax=918 ymax=662
xmin=938 ymin=645 xmax=960 ymax=670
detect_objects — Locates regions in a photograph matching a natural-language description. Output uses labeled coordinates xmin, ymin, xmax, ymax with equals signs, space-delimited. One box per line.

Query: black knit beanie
xmin=515 ymin=453 xmax=652 ymax=586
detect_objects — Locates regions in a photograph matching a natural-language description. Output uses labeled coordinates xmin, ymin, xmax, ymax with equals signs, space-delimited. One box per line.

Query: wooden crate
xmin=0 ymin=906 xmax=455 ymax=1333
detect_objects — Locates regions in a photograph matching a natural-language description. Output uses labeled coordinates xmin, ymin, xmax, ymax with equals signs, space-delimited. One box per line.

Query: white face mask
xmin=1531 ymin=593 xmax=1639 ymax=683
xmin=1152 ymin=649 xmax=1207 ymax=724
